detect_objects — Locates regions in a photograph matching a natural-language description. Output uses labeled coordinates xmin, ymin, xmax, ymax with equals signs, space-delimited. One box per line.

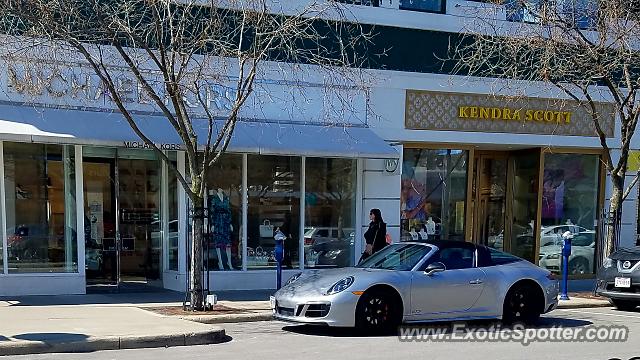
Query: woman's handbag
xmin=259 ymin=220 xmax=274 ymax=238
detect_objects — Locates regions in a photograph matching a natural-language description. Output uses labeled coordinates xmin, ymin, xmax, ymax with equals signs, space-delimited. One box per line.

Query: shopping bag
xmin=259 ymin=220 xmax=274 ymax=238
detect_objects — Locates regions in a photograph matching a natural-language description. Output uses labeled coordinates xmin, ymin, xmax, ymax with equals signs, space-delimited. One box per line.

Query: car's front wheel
xmin=611 ymin=299 xmax=639 ymax=311
xmin=502 ymin=282 xmax=542 ymax=324
xmin=355 ymin=289 xmax=401 ymax=333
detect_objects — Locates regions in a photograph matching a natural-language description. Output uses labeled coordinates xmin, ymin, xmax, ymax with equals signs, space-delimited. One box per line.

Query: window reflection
xmin=304 ymin=158 xmax=356 ymax=268
xmin=401 ymin=149 xmax=468 ymax=242
xmin=4 ymin=142 xmax=77 ymax=273
xmin=537 ymin=153 xmax=599 ymax=275
xmin=247 ymin=155 xmax=300 ymax=270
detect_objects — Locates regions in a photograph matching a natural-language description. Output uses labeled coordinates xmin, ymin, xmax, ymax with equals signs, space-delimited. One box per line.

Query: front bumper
xmin=595 ymin=266 xmax=640 ymax=300
xmin=272 ymin=291 xmax=360 ymax=327
xmin=543 ymin=278 xmax=560 ymax=313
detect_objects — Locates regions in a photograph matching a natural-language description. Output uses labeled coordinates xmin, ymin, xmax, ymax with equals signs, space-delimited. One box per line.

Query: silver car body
xmin=272 ymin=242 xmax=558 ymax=327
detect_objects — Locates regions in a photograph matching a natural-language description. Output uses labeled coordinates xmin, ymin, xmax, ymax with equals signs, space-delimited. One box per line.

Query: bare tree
xmin=450 ymin=0 xmax=640 ymax=258
xmin=0 ymin=0 xmax=373 ymax=309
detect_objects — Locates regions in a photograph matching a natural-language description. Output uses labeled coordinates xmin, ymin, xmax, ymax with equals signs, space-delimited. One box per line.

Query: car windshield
xmin=356 ymin=243 xmax=432 ymax=271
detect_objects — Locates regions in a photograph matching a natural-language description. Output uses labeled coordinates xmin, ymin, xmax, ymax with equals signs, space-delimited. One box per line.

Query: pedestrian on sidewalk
xmin=359 ymin=208 xmax=387 ymax=263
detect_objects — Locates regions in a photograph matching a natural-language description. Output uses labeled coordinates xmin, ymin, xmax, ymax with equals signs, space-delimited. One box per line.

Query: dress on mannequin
xmin=209 ymin=188 xmax=233 ymax=270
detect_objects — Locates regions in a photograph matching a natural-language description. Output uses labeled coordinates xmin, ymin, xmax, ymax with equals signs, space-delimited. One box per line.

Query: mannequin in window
xmin=409 ymin=227 xmax=419 ymax=241
xmin=419 ymin=225 xmax=428 ymax=241
xmin=209 ymin=188 xmax=233 ymax=270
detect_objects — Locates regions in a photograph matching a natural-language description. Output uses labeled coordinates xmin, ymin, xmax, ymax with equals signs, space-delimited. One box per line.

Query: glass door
xmin=83 ymin=148 xmax=162 ymax=290
xmin=506 ymin=149 xmax=542 ymax=263
xmin=117 ymin=154 xmax=162 ymax=287
xmin=473 ymin=153 xmax=508 ymax=250
xmin=83 ymin=157 xmax=118 ymax=286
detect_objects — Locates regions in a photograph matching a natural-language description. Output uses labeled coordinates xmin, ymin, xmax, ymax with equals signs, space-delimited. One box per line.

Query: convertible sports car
xmin=272 ymin=241 xmax=558 ymax=331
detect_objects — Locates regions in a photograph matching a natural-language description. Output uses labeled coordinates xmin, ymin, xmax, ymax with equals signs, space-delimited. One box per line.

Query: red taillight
xmin=304 ymin=238 xmax=313 ymax=245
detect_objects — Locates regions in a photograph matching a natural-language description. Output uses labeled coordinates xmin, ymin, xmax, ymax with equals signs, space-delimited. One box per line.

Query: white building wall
xmin=0 ymin=275 xmax=85 ymax=296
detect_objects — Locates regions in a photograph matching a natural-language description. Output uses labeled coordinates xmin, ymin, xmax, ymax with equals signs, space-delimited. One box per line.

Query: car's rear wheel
xmin=502 ymin=282 xmax=542 ymax=324
xmin=569 ymin=258 xmax=589 ymax=275
xmin=355 ymin=289 xmax=401 ymax=334
xmin=611 ymin=299 xmax=638 ymax=311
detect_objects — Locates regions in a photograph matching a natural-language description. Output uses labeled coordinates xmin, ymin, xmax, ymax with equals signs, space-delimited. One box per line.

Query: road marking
xmin=556 ymin=308 xmax=640 ymax=319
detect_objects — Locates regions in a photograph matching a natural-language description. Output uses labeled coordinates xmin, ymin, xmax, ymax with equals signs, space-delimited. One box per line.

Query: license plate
xmin=615 ymin=277 xmax=631 ymax=288
xmin=270 ymin=296 xmax=276 ymax=310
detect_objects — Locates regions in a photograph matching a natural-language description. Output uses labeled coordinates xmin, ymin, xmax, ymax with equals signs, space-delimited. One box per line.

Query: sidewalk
xmin=557 ymin=292 xmax=611 ymax=309
xmin=0 ymin=290 xmax=231 ymax=356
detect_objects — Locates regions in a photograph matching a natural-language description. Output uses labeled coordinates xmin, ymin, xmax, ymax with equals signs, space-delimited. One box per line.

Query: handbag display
xmin=259 ymin=219 xmax=274 ymax=238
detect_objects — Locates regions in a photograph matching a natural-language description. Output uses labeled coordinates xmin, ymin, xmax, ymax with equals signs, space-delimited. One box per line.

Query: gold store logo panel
xmin=405 ymin=90 xmax=615 ymax=137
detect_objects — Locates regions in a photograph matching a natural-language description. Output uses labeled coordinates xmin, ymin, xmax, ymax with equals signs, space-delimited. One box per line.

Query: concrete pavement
xmin=0 ymin=302 xmax=226 ymax=356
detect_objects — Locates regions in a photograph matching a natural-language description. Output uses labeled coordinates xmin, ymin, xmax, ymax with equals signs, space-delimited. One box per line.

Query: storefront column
xmin=241 ymin=154 xmax=248 ymax=271
xmin=0 ymin=142 xmax=6 ymax=275
xmin=161 ymin=155 xmax=169 ymax=272
xmin=299 ymin=157 xmax=306 ymax=269
xmin=63 ymin=146 xmax=74 ymax=272
xmin=354 ymin=158 xmax=364 ymax=260
xmin=74 ymin=145 xmax=85 ymax=277
xmin=177 ymin=151 xmax=187 ymax=275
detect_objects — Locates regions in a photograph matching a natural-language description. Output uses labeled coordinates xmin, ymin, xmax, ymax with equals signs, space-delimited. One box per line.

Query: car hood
xmin=538 ymin=245 xmax=561 ymax=256
xmin=277 ymin=267 xmax=380 ymax=297
xmin=610 ymin=247 xmax=640 ymax=261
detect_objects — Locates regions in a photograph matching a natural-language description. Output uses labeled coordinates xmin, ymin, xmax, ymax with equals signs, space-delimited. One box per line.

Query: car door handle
xmin=469 ymin=279 xmax=483 ymax=285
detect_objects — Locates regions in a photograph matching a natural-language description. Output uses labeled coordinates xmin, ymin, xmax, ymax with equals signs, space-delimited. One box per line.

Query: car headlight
xmin=545 ymin=253 xmax=560 ymax=260
xmin=284 ymin=272 xmax=302 ymax=286
xmin=326 ymin=276 xmax=354 ymax=295
xmin=603 ymin=257 xmax=614 ymax=268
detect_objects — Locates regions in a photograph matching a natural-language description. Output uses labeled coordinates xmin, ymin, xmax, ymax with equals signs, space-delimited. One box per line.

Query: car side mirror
xmin=424 ymin=262 xmax=446 ymax=276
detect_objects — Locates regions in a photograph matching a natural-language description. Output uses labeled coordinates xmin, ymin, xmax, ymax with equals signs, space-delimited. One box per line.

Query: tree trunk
xmin=605 ymin=174 xmax=624 ymax=258
xmin=190 ymin=192 xmax=205 ymax=311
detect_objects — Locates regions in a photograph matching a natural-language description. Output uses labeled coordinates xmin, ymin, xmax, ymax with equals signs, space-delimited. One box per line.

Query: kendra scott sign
xmin=458 ymin=106 xmax=573 ymax=124
xmin=406 ymin=90 xmax=615 ymax=137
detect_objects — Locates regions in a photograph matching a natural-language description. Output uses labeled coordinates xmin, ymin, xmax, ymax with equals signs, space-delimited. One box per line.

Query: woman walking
xmin=360 ymin=209 xmax=387 ymax=262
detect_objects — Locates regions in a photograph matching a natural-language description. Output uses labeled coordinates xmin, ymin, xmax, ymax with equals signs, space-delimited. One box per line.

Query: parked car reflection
xmin=538 ymin=231 xmax=595 ymax=275
xmin=304 ymin=227 xmax=354 ymax=268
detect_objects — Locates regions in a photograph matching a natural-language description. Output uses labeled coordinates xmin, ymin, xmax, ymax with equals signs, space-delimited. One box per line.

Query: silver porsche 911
xmin=271 ymin=241 xmax=559 ymax=331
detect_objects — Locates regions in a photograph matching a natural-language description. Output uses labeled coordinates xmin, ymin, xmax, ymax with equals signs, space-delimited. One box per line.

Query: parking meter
xmin=560 ymin=231 xmax=573 ymax=300
xmin=274 ymin=228 xmax=286 ymax=289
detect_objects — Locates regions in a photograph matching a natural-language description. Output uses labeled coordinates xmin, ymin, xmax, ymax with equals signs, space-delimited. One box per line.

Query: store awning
xmin=0 ymin=105 xmax=398 ymax=159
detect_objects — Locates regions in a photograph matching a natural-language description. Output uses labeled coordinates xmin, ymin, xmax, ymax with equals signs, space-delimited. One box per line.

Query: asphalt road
xmin=6 ymin=307 xmax=640 ymax=360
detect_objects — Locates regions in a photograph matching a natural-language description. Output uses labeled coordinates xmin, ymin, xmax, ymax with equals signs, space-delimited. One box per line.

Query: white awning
xmin=0 ymin=104 xmax=398 ymax=159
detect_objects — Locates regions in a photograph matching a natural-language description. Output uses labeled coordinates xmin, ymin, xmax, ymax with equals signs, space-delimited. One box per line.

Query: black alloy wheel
xmin=355 ymin=289 xmax=401 ymax=334
xmin=502 ymin=283 xmax=542 ymax=324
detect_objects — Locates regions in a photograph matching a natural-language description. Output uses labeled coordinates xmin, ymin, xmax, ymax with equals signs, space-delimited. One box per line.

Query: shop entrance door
xmin=84 ymin=149 xmax=162 ymax=291
xmin=473 ymin=149 xmax=541 ymax=263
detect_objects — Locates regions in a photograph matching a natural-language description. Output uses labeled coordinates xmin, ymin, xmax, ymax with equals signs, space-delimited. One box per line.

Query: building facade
xmin=0 ymin=0 xmax=637 ymax=296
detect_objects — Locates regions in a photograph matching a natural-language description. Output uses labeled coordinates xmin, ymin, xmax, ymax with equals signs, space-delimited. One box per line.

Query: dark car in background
xmin=596 ymin=247 xmax=640 ymax=311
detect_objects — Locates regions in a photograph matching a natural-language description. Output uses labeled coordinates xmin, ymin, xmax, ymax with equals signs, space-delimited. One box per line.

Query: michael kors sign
xmin=405 ymin=90 xmax=615 ymax=137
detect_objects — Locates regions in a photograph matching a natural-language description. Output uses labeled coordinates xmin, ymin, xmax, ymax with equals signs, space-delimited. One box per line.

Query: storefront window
xmin=401 ymin=149 xmax=468 ymax=242
xmin=247 ymin=155 xmax=300 ymax=270
xmin=304 ymin=158 xmax=356 ymax=268
xmin=538 ymin=153 xmax=600 ymax=275
xmin=4 ymin=142 xmax=77 ymax=273
xmin=205 ymin=154 xmax=243 ymax=271
xmin=167 ymin=154 xmax=179 ymax=271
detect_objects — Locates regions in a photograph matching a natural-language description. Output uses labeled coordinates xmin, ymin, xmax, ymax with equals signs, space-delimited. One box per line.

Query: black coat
xmin=364 ymin=221 xmax=387 ymax=254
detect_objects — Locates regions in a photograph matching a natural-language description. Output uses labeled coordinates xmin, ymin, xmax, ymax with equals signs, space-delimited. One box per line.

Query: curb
xmin=0 ymin=328 xmax=226 ymax=356
xmin=557 ymin=301 xmax=611 ymax=309
xmin=182 ymin=311 xmax=274 ymax=324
